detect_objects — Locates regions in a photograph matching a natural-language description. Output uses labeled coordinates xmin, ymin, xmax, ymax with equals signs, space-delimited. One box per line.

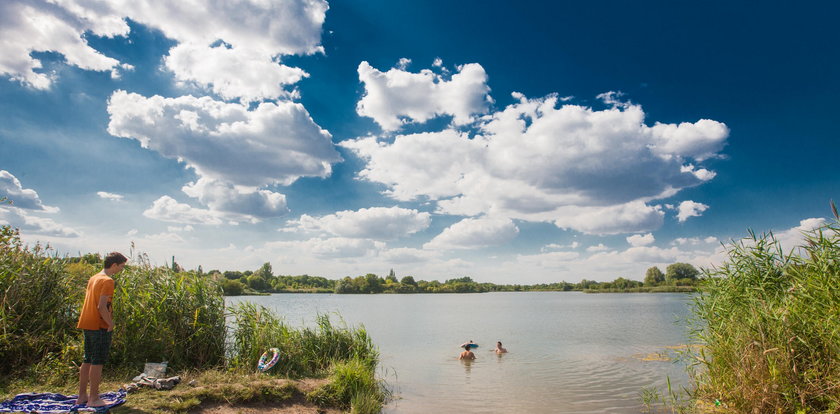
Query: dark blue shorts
xmin=83 ymin=329 xmax=112 ymax=365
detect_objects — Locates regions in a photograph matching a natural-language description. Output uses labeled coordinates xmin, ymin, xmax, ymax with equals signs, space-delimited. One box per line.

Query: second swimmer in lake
xmin=459 ymin=345 xmax=476 ymax=360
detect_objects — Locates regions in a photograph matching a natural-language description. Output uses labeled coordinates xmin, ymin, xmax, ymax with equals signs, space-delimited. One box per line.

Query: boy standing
xmin=75 ymin=252 xmax=127 ymax=407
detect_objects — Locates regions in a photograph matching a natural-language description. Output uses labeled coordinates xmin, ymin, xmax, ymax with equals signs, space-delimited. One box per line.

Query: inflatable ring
xmin=257 ymin=348 xmax=280 ymax=372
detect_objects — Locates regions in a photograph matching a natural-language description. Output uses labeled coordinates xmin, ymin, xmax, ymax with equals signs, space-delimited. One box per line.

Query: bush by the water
xmin=691 ymin=215 xmax=840 ymax=412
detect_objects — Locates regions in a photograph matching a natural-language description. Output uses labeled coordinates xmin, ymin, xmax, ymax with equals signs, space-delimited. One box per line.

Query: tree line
xmin=213 ymin=262 xmax=701 ymax=295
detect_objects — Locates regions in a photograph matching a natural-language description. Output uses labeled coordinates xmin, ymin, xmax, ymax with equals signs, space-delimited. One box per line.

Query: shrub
xmin=690 ymin=216 xmax=840 ymax=412
xmin=308 ymin=358 xmax=385 ymax=413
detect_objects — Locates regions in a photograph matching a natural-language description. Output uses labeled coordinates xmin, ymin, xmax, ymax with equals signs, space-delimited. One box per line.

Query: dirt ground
xmin=190 ymin=403 xmax=343 ymax=414
xmin=183 ymin=378 xmax=343 ymax=414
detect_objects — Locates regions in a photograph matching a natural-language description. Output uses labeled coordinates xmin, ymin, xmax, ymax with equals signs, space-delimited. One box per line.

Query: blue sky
xmin=1 ymin=0 xmax=837 ymax=283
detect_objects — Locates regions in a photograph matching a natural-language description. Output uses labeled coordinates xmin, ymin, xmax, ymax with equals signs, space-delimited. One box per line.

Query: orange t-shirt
xmin=76 ymin=274 xmax=115 ymax=330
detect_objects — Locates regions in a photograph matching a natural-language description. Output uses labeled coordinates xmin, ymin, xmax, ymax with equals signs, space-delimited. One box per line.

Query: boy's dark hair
xmin=104 ymin=252 xmax=128 ymax=269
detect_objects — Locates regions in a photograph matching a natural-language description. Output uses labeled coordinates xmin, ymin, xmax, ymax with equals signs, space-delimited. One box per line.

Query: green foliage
xmin=308 ymin=357 xmax=385 ymax=413
xmin=445 ymin=276 xmax=474 ymax=284
xmin=246 ymin=274 xmax=270 ymax=291
xmin=110 ymin=262 xmax=227 ymax=371
xmin=273 ymin=274 xmax=334 ymax=292
xmin=645 ymin=266 xmax=665 ymax=285
xmin=0 ymin=226 xmax=77 ymax=376
xmin=665 ymin=262 xmax=699 ymax=282
xmin=223 ymin=270 xmax=243 ymax=280
xmin=690 ymin=218 xmax=840 ymax=412
xmin=220 ymin=278 xmax=246 ymax=295
xmin=399 ymin=276 xmax=416 ymax=286
xmin=257 ymin=262 xmax=273 ymax=279
xmin=228 ymin=303 xmax=378 ymax=379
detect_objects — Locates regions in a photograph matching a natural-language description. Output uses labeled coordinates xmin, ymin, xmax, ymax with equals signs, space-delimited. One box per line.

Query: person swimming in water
xmin=459 ymin=345 xmax=476 ymax=360
xmin=494 ymin=341 xmax=508 ymax=354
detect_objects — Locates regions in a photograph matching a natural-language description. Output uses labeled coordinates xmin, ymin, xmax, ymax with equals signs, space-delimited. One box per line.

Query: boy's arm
xmin=97 ymin=294 xmax=114 ymax=331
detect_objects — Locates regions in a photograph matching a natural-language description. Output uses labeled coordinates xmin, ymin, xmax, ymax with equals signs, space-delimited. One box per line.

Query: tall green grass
xmin=110 ymin=254 xmax=227 ymax=371
xmin=308 ymin=357 xmax=385 ymax=413
xmin=690 ymin=213 xmax=840 ymax=412
xmin=228 ymin=302 xmax=378 ymax=378
xmin=227 ymin=302 xmax=385 ymax=411
xmin=0 ymin=227 xmax=77 ymax=376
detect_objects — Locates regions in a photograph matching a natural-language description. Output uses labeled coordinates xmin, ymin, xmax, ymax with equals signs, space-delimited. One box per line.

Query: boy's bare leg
xmin=87 ymin=364 xmax=109 ymax=407
xmin=76 ymin=363 xmax=90 ymax=404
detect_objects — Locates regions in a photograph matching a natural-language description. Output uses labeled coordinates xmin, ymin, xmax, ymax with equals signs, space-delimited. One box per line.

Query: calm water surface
xmin=226 ymin=292 xmax=695 ymax=413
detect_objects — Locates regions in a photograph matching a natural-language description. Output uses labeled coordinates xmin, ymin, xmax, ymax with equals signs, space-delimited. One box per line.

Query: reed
xmin=0 ymin=227 xmax=77 ymax=377
xmin=109 ymin=254 xmax=227 ymax=371
xmin=690 ymin=213 xmax=840 ymax=412
xmin=228 ymin=302 xmax=378 ymax=378
xmin=308 ymin=357 xmax=385 ymax=413
xmin=227 ymin=302 xmax=385 ymax=409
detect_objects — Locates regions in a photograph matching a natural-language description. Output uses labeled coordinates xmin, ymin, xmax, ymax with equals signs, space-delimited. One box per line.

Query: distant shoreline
xmin=226 ymin=287 xmax=698 ymax=296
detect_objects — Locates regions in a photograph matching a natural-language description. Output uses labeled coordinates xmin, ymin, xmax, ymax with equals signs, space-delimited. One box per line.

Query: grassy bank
xmin=0 ymin=225 xmax=387 ymax=413
xmin=688 ymin=213 xmax=840 ymax=412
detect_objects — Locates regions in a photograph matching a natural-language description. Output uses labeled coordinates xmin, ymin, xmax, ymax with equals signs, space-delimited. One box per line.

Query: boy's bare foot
xmin=74 ymin=395 xmax=88 ymax=405
xmin=87 ymin=398 xmax=109 ymax=407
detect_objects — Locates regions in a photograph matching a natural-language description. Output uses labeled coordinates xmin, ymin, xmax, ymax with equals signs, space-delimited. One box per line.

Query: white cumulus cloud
xmin=650 ymin=119 xmax=729 ymax=161
xmin=676 ymin=200 xmax=709 ymax=222
xmin=287 ymin=206 xmax=431 ymax=240
xmin=517 ymin=251 xmax=580 ymax=269
xmin=1 ymin=0 xmax=327 ymax=100
xmin=0 ymin=170 xmax=56 ymax=211
xmin=356 ymin=60 xmax=492 ymax=131
xmin=181 ymin=178 xmax=288 ymax=218
xmin=424 ymin=217 xmax=519 ymax=250
xmin=164 ymin=43 xmax=308 ymax=102
xmin=0 ymin=207 xmax=80 ymax=237
xmin=343 ymin=92 xmax=727 ymax=235
xmin=378 ymin=247 xmax=440 ymax=264
xmin=294 ymin=237 xmax=383 ymax=259
xmin=97 ymin=191 xmax=124 ymax=201
xmin=142 ymin=196 xmax=224 ymax=225
xmin=586 ymin=243 xmax=610 ymax=253
xmin=107 ymin=90 xmax=342 ymax=188
xmin=626 ymin=233 xmax=655 ymax=247
xmin=0 ymin=0 xmax=127 ymax=89
xmin=774 ymin=218 xmax=828 ymax=252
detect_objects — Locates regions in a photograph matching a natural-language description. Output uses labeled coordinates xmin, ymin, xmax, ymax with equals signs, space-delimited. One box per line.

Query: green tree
xmin=257 ymin=262 xmax=273 ymax=279
xmin=334 ymin=277 xmax=354 ymax=294
xmin=220 ymin=279 xmax=245 ymax=295
xmin=246 ymin=274 xmax=269 ymax=291
xmin=644 ymin=266 xmax=665 ymax=285
xmin=365 ymin=273 xmax=383 ymax=293
xmin=611 ymin=277 xmax=642 ymax=289
xmin=223 ymin=271 xmax=243 ymax=280
xmin=578 ymin=279 xmax=598 ymax=289
xmin=400 ymin=276 xmax=417 ymax=286
xmin=665 ymin=263 xmax=699 ymax=282
xmin=445 ymin=276 xmax=474 ymax=284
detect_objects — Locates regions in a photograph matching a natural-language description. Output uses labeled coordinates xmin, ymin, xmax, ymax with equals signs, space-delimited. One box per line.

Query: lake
xmin=226 ymin=292 xmax=696 ymax=413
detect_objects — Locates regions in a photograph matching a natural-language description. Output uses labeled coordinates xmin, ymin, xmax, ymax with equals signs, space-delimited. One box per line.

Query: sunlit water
xmin=226 ymin=292 xmax=695 ymax=413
